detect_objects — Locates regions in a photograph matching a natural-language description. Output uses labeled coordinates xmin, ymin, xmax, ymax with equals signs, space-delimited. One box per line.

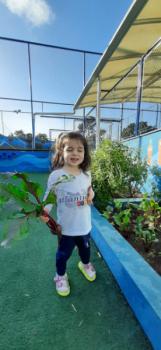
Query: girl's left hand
xmin=87 ymin=186 xmax=95 ymax=205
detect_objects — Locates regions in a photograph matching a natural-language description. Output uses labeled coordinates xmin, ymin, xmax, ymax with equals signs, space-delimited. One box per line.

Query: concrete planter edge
xmin=91 ymin=206 xmax=161 ymax=350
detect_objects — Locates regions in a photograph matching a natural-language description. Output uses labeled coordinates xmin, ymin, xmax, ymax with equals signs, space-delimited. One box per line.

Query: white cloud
xmin=0 ymin=0 xmax=55 ymax=26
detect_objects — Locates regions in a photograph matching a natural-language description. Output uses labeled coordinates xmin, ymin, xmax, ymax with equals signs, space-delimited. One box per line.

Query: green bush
xmin=91 ymin=139 xmax=148 ymax=211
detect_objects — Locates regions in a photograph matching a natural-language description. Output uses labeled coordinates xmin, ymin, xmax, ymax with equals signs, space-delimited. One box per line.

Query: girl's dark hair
xmin=52 ymin=132 xmax=91 ymax=172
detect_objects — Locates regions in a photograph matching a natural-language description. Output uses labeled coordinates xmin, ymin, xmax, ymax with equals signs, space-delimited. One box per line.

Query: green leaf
xmin=0 ymin=194 xmax=9 ymax=206
xmin=113 ymin=200 xmax=123 ymax=210
xmin=42 ymin=191 xmax=57 ymax=206
xmin=136 ymin=216 xmax=144 ymax=224
xmin=53 ymin=174 xmax=75 ymax=188
xmin=9 ymin=211 xmax=28 ymax=219
xmin=19 ymin=203 xmax=36 ymax=213
xmin=35 ymin=204 xmax=43 ymax=216
xmin=0 ymin=182 xmax=38 ymax=213
xmin=1 ymin=183 xmax=29 ymax=201
xmin=103 ymin=211 xmax=110 ymax=220
xmin=123 ymin=215 xmax=130 ymax=225
xmin=13 ymin=220 xmax=30 ymax=241
xmin=22 ymin=181 xmax=43 ymax=197
xmin=12 ymin=172 xmax=29 ymax=182
xmin=13 ymin=173 xmax=43 ymax=198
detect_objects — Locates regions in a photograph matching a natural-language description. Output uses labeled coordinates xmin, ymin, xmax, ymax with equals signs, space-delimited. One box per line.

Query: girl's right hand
xmin=40 ymin=209 xmax=50 ymax=223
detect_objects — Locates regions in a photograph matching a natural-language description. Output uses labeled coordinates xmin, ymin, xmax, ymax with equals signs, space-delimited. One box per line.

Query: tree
xmin=36 ymin=133 xmax=48 ymax=143
xmin=8 ymin=133 xmax=14 ymax=141
xmin=77 ymin=122 xmax=84 ymax=133
xmin=25 ymin=133 xmax=32 ymax=142
xmin=14 ymin=130 xmax=25 ymax=140
xmin=121 ymin=121 xmax=156 ymax=138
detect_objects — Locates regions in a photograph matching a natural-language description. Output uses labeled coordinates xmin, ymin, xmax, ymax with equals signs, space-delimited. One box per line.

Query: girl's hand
xmin=56 ymin=224 xmax=62 ymax=235
xmin=87 ymin=186 xmax=95 ymax=205
xmin=40 ymin=209 xmax=50 ymax=223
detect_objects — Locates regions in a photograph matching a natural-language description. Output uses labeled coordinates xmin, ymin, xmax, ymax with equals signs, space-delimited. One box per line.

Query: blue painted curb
xmin=91 ymin=206 xmax=161 ymax=350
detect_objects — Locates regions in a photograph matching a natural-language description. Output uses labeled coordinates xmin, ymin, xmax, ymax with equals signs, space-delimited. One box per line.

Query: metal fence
xmin=1 ymin=36 xmax=161 ymax=149
xmin=0 ymin=36 xmax=101 ymax=150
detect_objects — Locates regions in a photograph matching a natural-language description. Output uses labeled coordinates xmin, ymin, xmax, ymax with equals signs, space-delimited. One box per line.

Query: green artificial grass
xmin=0 ymin=174 xmax=152 ymax=350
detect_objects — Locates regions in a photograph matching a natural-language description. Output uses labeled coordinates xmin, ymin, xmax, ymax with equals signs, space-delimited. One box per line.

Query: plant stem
xmin=42 ymin=210 xmax=62 ymax=239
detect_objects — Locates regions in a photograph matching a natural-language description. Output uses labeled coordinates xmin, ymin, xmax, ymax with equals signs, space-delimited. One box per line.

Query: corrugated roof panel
xmin=74 ymin=0 xmax=161 ymax=109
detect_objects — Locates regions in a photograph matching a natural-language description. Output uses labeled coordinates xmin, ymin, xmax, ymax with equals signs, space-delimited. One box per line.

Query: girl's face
xmin=62 ymin=138 xmax=84 ymax=168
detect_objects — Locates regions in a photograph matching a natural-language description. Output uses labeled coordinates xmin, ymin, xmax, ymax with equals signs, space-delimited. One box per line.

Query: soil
xmin=114 ymin=225 xmax=161 ymax=276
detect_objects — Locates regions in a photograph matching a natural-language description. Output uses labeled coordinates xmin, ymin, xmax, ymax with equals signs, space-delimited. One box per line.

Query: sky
xmin=0 ymin=0 xmax=133 ymax=139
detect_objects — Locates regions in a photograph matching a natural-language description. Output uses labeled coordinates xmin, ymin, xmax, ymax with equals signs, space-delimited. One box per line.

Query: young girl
xmin=42 ymin=131 xmax=96 ymax=296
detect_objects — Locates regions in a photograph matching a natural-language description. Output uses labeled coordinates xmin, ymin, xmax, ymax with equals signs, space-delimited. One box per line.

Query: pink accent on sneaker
xmin=54 ymin=274 xmax=70 ymax=296
xmin=85 ymin=263 xmax=95 ymax=272
xmin=78 ymin=261 xmax=96 ymax=281
xmin=84 ymin=263 xmax=96 ymax=277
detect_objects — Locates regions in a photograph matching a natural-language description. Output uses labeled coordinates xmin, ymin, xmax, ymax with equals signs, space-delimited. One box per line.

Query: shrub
xmin=91 ymin=139 xmax=148 ymax=211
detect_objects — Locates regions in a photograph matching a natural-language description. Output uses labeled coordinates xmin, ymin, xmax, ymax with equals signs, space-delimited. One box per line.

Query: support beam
xmin=120 ymin=103 xmax=124 ymax=140
xmin=135 ymin=58 xmax=144 ymax=136
xmin=96 ymin=77 xmax=101 ymax=148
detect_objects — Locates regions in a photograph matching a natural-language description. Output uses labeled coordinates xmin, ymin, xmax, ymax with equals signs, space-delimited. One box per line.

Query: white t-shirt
xmin=44 ymin=168 xmax=92 ymax=236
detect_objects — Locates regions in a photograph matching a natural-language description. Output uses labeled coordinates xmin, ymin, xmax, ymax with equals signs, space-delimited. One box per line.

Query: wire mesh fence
xmin=0 ymin=36 xmax=161 ymax=148
xmin=0 ymin=37 xmax=101 ymax=150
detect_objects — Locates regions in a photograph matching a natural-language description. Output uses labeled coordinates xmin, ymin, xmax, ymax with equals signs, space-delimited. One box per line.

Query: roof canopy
xmin=74 ymin=0 xmax=161 ymax=109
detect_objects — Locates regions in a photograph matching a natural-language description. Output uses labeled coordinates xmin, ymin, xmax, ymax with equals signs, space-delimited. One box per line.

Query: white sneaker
xmin=78 ymin=261 xmax=96 ymax=282
xmin=54 ymin=273 xmax=70 ymax=296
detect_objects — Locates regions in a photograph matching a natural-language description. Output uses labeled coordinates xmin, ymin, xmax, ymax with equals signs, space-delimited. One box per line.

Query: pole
xmin=83 ymin=52 xmax=86 ymax=134
xmin=1 ymin=111 xmax=4 ymax=135
xmin=120 ymin=103 xmax=124 ymax=140
xmin=27 ymin=43 xmax=35 ymax=149
xmin=135 ymin=58 xmax=144 ymax=136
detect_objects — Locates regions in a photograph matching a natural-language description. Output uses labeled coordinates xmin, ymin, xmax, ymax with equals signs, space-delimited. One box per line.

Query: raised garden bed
xmin=103 ymin=197 xmax=161 ymax=276
xmin=91 ymin=206 xmax=161 ymax=350
xmin=126 ymin=232 xmax=161 ymax=276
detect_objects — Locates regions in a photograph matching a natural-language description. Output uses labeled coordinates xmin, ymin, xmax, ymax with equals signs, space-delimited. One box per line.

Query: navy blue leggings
xmin=56 ymin=233 xmax=90 ymax=276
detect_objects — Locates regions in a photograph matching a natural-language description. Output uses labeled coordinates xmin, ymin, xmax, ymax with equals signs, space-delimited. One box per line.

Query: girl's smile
xmin=70 ymin=157 xmax=80 ymax=163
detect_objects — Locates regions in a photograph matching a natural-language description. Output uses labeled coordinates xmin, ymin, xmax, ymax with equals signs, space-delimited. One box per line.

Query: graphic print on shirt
xmin=57 ymin=189 xmax=88 ymax=208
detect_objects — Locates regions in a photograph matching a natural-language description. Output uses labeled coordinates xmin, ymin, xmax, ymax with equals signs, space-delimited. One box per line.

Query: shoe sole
xmin=78 ymin=262 xmax=96 ymax=282
xmin=56 ymin=289 xmax=70 ymax=297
